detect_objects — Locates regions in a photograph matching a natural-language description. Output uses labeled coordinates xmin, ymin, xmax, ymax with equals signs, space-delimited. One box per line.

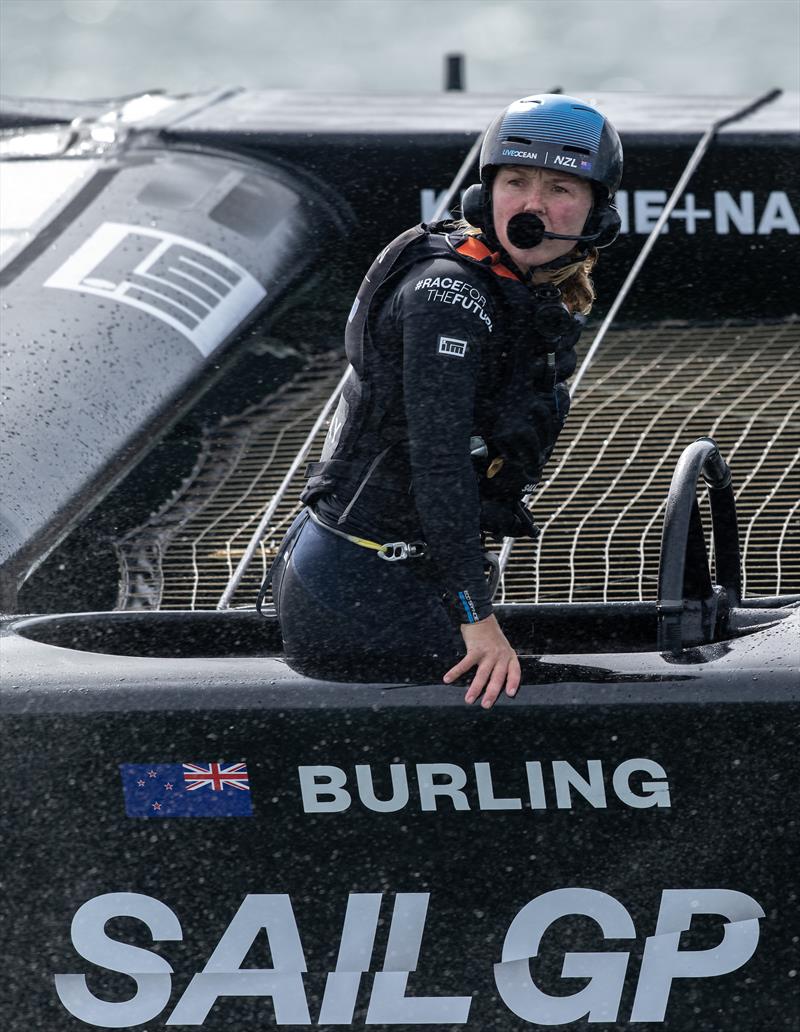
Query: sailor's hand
xmin=480 ymin=497 xmax=540 ymax=541
xmin=443 ymin=615 xmax=520 ymax=709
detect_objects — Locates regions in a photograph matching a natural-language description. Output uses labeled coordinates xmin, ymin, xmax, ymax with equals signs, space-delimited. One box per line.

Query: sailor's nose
xmin=522 ymin=185 xmax=546 ymax=213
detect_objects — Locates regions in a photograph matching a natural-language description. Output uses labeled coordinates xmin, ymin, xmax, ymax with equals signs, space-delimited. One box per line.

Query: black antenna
xmin=445 ymin=54 xmax=465 ymax=91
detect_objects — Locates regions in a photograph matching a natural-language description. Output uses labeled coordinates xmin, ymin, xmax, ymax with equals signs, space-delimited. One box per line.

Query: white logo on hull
xmin=45 ymin=222 xmax=266 ymax=356
xmin=55 ymin=887 xmax=765 ymax=1027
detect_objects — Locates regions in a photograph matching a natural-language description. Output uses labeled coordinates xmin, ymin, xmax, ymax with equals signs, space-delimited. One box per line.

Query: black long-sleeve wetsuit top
xmin=310 ymin=228 xmax=579 ymax=624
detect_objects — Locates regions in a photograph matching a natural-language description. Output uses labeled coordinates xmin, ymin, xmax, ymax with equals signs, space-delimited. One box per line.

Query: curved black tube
xmin=657 ymin=437 xmax=741 ymax=653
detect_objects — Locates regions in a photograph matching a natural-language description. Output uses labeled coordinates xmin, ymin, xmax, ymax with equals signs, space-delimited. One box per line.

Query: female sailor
xmin=270 ymin=94 xmax=623 ymax=706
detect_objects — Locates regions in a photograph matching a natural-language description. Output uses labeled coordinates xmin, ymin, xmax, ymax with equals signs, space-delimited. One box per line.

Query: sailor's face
xmin=492 ymin=166 xmax=594 ymax=273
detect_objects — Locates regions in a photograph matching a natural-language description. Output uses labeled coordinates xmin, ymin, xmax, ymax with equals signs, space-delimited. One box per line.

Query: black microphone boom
xmin=506 ymin=212 xmax=601 ymax=248
xmin=506 ymin=213 xmax=545 ymax=248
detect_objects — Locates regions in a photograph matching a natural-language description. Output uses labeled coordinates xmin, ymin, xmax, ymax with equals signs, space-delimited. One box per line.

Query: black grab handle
xmin=657 ymin=438 xmax=741 ymax=654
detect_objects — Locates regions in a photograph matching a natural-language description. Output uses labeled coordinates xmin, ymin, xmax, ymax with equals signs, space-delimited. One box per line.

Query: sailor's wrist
xmin=452 ymin=587 xmax=493 ymax=624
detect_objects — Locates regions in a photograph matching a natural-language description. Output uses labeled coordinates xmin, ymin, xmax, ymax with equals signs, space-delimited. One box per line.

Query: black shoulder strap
xmin=344 ymin=224 xmax=428 ymax=374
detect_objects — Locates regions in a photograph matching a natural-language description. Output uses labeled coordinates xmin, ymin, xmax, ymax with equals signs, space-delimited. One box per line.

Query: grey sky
xmin=1 ymin=0 xmax=799 ymax=100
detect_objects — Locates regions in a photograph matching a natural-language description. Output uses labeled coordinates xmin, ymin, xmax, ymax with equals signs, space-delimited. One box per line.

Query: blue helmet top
xmin=480 ymin=94 xmax=623 ymax=199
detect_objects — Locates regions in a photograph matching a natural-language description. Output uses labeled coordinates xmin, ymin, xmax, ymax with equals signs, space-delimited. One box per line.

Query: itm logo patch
xmin=438 ymin=335 xmax=467 ymax=358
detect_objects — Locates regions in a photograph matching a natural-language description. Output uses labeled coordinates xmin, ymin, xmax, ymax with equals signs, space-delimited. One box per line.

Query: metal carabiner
xmin=377 ymin=540 xmax=427 ymax=562
xmin=378 ymin=541 xmax=411 ymax=562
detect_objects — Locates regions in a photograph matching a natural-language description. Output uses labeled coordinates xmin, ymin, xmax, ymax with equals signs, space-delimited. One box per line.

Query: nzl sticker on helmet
xmin=438 ymin=335 xmax=468 ymax=358
xmin=44 ymin=222 xmax=266 ymax=357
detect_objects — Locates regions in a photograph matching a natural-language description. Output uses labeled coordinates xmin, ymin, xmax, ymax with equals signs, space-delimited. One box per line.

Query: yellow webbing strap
xmin=308 ymin=508 xmax=427 ymax=562
xmin=308 ymin=507 xmax=386 ymax=553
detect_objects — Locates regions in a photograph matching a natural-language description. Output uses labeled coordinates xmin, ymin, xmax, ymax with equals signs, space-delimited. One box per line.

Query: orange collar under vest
xmin=454 ymin=236 xmax=521 ymax=282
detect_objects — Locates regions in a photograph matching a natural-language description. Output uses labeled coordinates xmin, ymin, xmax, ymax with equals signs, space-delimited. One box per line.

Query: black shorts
xmin=272 ymin=513 xmax=464 ymax=682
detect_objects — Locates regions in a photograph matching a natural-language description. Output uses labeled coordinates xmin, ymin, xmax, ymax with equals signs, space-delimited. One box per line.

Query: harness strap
xmin=308 ymin=508 xmax=427 ymax=562
xmin=337 ymin=444 xmax=394 ymax=525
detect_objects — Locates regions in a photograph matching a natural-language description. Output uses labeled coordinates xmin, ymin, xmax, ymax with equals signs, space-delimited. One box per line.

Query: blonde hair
xmin=541 ymin=248 xmax=598 ymax=315
xmin=452 ymin=219 xmax=598 ymax=315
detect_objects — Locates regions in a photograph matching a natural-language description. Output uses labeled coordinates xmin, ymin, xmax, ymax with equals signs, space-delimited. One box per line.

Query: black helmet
xmin=480 ymin=93 xmax=622 ymax=199
xmin=461 ymin=93 xmax=623 ymax=253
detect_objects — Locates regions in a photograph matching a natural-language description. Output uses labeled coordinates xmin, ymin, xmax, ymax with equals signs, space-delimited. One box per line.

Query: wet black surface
xmin=4 ymin=692 xmax=798 ymax=1030
xmin=3 ymin=610 xmax=799 ymax=1028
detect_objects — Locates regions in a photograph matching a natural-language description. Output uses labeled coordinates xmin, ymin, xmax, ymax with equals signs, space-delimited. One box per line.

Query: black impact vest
xmin=303 ymin=223 xmax=581 ymax=513
xmin=301 ymin=223 xmax=583 ymax=622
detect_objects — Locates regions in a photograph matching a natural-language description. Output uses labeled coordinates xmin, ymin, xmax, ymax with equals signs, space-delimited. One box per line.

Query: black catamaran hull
xmin=3 ymin=605 xmax=798 ymax=1031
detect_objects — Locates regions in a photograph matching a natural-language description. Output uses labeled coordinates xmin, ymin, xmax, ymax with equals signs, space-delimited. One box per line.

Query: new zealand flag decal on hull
xmin=45 ymin=222 xmax=266 ymax=356
xmin=119 ymin=761 xmax=254 ymax=818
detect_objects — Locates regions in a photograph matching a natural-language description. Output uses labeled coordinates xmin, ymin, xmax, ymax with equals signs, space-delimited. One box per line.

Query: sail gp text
xmin=56 ymin=887 xmax=764 ymax=1027
xmin=54 ymin=760 xmax=762 ymax=1026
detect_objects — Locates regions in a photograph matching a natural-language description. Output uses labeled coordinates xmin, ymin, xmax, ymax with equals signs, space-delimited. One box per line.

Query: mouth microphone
xmin=506 ymin=212 xmax=602 ymax=249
